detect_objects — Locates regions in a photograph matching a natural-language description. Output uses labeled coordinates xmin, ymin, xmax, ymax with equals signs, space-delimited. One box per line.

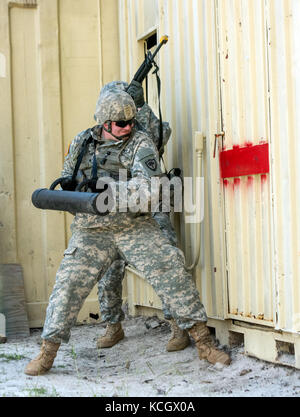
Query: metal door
xmin=216 ymin=0 xmax=275 ymax=327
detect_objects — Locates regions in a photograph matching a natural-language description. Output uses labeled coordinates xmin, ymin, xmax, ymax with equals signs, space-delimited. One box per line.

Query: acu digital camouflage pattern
xmin=42 ymin=217 xmax=207 ymax=343
xmin=98 ymin=212 xmax=178 ymax=323
xmin=94 ymin=89 xmax=136 ymax=125
xmin=41 ymin=89 xmax=207 ymax=343
xmin=62 ymin=128 xmax=162 ymax=229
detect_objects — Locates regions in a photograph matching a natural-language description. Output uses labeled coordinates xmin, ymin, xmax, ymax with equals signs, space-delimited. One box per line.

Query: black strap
xmin=72 ymin=137 xmax=99 ymax=192
xmin=71 ymin=136 xmax=93 ymax=181
xmin=91 ymin=140 xmax=98 ymax=181
xmin=153 ymin=62 xmax=163 ymax=155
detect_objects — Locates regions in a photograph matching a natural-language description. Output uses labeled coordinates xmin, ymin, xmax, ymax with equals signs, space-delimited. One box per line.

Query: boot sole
xmin=199 ymin=352 xmax=231 ymax=366
xmin=166 ymin=338 xmax=190 ymax=352
xmin=24 ymin=365 xmax=50 ymax=376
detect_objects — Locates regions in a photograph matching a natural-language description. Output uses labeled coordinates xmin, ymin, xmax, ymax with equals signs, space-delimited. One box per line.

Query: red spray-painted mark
xmin=247 ymin=176 xmax=254 ymax=188
xmin=261 ymin=174 xmax=268 ymax=184
xmin=220 ymin=142 xmax=269 ymax=179
xmin=234 ymin=178 xmax=240 ymax=187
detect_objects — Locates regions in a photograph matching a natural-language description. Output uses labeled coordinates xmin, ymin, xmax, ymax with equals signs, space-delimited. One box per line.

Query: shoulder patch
xmin=145 ymin=158 xmax=157 ymax=171
xmin=137 ymin=150 xmax=161 ymax=176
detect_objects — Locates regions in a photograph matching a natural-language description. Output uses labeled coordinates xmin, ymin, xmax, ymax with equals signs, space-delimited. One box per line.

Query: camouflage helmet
xmin=94 ymin=80 xmax=129 ymax=122
xmin=99 ymin=80 xmax=128 ymax=97
xmin=94 ymin=89 xmax=136 ymax=125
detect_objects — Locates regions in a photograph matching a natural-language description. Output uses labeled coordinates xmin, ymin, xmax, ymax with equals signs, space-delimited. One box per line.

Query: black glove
xmin=54 ymin=177 xmax=77 ymax=191
xmin=75 ymin=178 xmax=109 ymax=193
xmin=49 ymin=176 xmax=77 ymax=191
xmin=60 ymin=177 xmax=77 ymax=191
xmin=127 ymin=80 xmax=145 ymax=108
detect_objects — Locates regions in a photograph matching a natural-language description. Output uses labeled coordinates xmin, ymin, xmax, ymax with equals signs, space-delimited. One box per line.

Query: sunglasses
xmin=115 ymin=119 xmax=134 ymax=128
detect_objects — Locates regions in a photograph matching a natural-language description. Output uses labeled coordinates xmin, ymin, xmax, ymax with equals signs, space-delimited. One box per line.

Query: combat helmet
xmin=100 ymin=80 xmax=128 ymax=96
xmin=94 ymin=81 xmax=129 ymax=122
xmin=94 ymin=89 xmax=136 ymax=126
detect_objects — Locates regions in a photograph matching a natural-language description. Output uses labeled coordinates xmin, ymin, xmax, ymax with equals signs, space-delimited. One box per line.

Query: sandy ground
xmin=0 ymin=315 xmax=300 ymax=398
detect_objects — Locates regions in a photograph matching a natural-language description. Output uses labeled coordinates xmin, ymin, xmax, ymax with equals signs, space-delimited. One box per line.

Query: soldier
xmin=96 ymin=81 xmax=188 ymax=352
xmin=25 ymin=89 xmax=230 ymax=376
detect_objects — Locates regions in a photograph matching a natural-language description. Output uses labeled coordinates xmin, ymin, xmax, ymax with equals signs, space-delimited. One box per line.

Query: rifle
xmin=127 ymin=35 xmax=168 ymax=88
xmin=31 ymin=36 xmax=170 ymax=215
xmin=127 ymin=35 xmax=168 ymax=153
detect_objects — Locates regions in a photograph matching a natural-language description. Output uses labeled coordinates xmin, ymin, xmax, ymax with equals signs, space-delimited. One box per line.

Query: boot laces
xmin=170 ymin=320 xmax=184 ymax=338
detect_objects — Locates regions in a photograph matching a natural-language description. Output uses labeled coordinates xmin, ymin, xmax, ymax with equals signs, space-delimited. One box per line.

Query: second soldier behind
xmin=96 ymin=80 xmax=189 ymax=352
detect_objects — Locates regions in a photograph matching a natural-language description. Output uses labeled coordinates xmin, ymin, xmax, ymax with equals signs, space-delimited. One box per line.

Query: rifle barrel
xmin=150 ymin=35 xmax=169 ymax=62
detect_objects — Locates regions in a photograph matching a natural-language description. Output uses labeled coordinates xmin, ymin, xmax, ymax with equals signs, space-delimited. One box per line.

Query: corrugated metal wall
xmin=216 ymin=0 xmax=274 ymax=326
xmin=120 ymin=0 xmax=228 ymax=320
xmin=158 ymin=0 xmax=228 ymax=320
xmin=120 ymin=0 xmax=300 ymax=334
xmin=267 ymin=0 xmax=300 ymax=333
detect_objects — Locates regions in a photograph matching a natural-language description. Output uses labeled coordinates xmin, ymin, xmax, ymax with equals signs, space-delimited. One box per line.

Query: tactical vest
xmin=75 ymin=134 xmax=133 ymax=189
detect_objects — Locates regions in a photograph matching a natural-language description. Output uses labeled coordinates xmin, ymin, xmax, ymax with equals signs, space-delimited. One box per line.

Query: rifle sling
xmin=153 ymin=63 xmax=163 ymax=155
xmin=71 ymin=136 xmax=93 ymax=182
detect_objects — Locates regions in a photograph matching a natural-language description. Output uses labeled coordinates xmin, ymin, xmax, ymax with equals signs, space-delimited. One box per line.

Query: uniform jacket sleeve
xmin=113 ymin=133 xmax=164 ymax=213
xmin=137 ymin=103 xmax=172 ymax=148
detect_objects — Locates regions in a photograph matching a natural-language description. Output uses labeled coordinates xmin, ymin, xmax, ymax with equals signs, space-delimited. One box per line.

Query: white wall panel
xmin=120 ymin=0 xmax=300 ymax=334
xmin=267 ymin=0 xmax=300 ymax=332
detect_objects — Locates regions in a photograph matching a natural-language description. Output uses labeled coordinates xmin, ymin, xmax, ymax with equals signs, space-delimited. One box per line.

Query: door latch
xmin=213 ymin=131 xmax=225 ymax=158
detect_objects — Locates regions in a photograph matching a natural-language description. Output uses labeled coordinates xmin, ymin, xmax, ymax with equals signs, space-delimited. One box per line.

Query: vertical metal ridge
xmin=267 ymin=0 xmax=300 ymax=332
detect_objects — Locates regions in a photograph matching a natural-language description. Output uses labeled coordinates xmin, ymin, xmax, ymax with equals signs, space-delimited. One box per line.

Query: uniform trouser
xmin=97 ymin=212 xmax=177 ymax=323
xmin=41 ymin=216 xmax=207 ymax=343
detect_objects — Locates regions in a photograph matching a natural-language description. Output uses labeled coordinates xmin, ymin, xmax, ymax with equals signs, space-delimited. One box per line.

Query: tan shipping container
xmin=1 ymin=0 xmax=300 ymax=368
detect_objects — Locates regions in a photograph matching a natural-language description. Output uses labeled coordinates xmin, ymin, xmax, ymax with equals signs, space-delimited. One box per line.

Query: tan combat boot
xmin=166 ymin=319 xmax=190 ymax=352
xmin=188 ymin=322 xmax=231 ymax=365
xmin=24 ymin=339 xmax=60 ymax=376
xmin=96 ymin=322 xmax=124 ymax=349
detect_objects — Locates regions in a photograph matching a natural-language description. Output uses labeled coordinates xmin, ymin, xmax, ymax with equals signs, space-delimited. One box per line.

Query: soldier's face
xmin=110 ymin=121 xmax=133 ymax=140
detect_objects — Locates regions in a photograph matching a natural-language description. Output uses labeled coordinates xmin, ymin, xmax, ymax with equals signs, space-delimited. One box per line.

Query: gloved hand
xmin=60 ymin=177 xmax=77 ymax=191
xmin=75 ymin=178 xmax=109 ymax=193
xmin=126 ymin=80 xmax=145 ymax=108
xmin=49 ymin=176 xmax=77 ymax=191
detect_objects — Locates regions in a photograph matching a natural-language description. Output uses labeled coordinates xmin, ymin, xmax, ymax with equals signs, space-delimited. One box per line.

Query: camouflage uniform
xmin=41 ymin=91 xmax=207 ymax=344
xmin=97 ymin=81 xmax=175 ymax=323
xmin=98 ymin=209 xmax=177 ymax=323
